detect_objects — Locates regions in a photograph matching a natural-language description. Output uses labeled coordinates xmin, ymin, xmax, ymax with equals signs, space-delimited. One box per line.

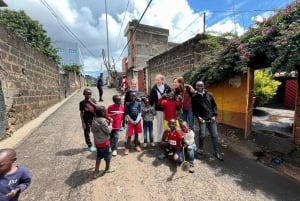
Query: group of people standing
xmin=79 ymin=73 xmax=223 ymax=178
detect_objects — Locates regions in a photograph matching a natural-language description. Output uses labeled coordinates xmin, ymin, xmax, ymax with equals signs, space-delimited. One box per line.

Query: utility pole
xmin=105 ymin=0 xmax=110 ymax=67
xmin=203 ymin=12 xmax=206 ymax=33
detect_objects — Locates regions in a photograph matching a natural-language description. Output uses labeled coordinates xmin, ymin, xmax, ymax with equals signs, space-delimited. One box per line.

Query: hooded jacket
xmin=91 ymin=117 xmax=112 ymax=147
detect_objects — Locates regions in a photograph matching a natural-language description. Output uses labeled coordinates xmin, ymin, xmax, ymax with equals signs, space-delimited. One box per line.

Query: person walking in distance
xmin=79 ymin=88 xmax=97 ymax=152
xmin=97 ymin=74 xmax=104 ymax=102
xmin=191 ymin=81 xmax=224 ymax=161
xmin=122 ymin=75 xmax=129 ymax=92
xmin=149 ymin=74 xmax=171 ymax=142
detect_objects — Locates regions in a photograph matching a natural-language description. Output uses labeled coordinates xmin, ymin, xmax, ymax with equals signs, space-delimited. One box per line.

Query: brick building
xmin=123 ymin=20 xmax=174 ymax=93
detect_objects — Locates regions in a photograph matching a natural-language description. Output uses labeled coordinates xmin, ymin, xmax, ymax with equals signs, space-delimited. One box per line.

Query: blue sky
xmin=3 ymin=0 xmax=294 ymax=77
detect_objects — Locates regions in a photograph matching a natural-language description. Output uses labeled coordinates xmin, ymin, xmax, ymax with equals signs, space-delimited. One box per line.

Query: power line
xmin=173 ymin=8 xmax=281 ymax=39
xmin=117 ymin=0 xmax=153 ymax=62
xmin=39 ymin=0 xmax=97 ymax=57
xmin=116 ymin=0 xmax=130 ymax=49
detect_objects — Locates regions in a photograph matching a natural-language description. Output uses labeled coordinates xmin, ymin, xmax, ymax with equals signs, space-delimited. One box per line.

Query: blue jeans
xmin=185 ymin=144 xmax=196 ymax=165
xmin=198 ymin=121 xmax=219 ymax=154
xmin=181 ymin=109 xmax=194 ymax=131
xmin=110 ymin=129 xmax=119 ymax=151
xmin=143 ymin=121 xmax=153 ymax=143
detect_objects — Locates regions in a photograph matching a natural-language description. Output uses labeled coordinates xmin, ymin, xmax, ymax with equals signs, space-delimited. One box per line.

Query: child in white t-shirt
xmin=181 ymin=121 xmax=196 ymax=173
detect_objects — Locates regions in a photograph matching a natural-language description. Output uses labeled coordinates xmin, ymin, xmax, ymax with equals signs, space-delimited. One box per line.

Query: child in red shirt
xmin=158 ymin=90 xmax=182 ymax=129
xmin=159 ymin=119 xmax=184 ymax=162
xmin=107 ymin=95 xmax=125 ymax=156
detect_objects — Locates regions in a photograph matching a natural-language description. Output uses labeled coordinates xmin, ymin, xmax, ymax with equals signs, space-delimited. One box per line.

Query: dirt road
xmin=2 ymin=87 xmax=300 ymax=201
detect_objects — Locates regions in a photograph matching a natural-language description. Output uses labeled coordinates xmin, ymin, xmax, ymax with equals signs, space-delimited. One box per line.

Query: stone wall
xmin=0 ymin=24 xmax=60 ymax=137
xmin=147 ymin=34 xmax=202 ymax=93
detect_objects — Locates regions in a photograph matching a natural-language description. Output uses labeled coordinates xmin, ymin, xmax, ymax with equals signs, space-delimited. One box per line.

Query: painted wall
xmin=209 ymin=75 xmax=248 ymax=129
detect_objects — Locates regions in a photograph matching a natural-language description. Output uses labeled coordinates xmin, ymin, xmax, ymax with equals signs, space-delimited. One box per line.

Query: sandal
xmin=135 ymin=146 xmax=142 ymax=152
xmin=124 ymin=149 xmax=129 ymax=155
xmin=105 ymin=166 xmax=117 ymax=173
xmin=158 ymin=153 xmax=166 ymax=160
xmin=93 ymin=170 xmax=105 ymax=179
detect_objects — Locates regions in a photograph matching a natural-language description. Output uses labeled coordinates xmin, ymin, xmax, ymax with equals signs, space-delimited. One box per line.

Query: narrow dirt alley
xmin=3 ymin=87 xmax=300 ymax=201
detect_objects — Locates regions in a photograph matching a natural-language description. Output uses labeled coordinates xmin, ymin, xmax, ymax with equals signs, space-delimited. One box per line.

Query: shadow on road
xmin=56 ymin=148 xmax=87 ymax=156
xmin=65 ymin=168 xmax=94 ymax=188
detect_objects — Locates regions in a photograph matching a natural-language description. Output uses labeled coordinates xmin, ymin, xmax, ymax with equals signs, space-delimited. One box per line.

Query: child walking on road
xmin=107 ymin=95 xmax=125 ymax=156
xmin=124 ymin=92 xmax=142 ymax=155
xmin=0 ymin=148 xmax=31 ymax=201
xmin=141 ymin=98 xmax=156 ymax=148
xmin=79 ymin=88 xmax=98 ymax=152
xmin=91 ymin=106 xmax=116 ymax=178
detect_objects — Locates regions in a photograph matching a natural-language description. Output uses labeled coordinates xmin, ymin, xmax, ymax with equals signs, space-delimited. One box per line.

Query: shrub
xmin=254 ymin=69 xmax=281 ymax=107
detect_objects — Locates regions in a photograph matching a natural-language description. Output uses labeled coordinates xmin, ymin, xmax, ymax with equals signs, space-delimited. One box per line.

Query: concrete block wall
xmin=0 ymin=24 xmax=60 ymax=137
xmin=147 ymin=35 xmax=200 ymax=93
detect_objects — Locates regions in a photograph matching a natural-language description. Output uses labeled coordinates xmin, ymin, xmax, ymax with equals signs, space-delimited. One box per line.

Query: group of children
xmin=79 ymin=86 xmax=197 ymax=178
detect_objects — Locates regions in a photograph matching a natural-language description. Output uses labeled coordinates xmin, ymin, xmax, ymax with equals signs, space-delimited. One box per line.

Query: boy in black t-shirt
xmin=79 ymin=88 xmax=98 ymax=152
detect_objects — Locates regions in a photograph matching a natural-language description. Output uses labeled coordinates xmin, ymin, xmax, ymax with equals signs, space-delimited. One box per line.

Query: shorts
xmin=96 ymin=145 xmax=112 ymax=161
xmin=163 ymin=119 xmax=180 ymax=130
xmin=127 ymin=121 xmax=142 ymax=137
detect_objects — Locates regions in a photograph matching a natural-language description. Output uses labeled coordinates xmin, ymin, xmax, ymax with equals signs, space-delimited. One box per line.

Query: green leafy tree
xmin=0 ymin=9 xmax=60 ymax=63
xmin=61 ymin=64 xmax=82 ymax=75
xmin=254 ymin=69 xmax=281 ymax=107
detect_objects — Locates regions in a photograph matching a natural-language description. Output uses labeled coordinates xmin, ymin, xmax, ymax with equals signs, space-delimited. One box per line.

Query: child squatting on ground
xmin=181 ymin=121 xmax=196 ymax=173
xmin=91 ymin=106 xmax=116 ymax=179
xmin=79 ymin=88 xmax=98 ymax=152
xmin=160 ymin=119 xmax=184 ymax=163
xmin=0 ymin=148 xmax=31 ymax=201
xmin=124 ymin=92 xmax=142 ymax=154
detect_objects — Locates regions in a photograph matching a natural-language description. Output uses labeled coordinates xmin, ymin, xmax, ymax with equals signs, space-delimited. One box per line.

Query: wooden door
xmin=245 ymin=68 xmax=254 ymax=138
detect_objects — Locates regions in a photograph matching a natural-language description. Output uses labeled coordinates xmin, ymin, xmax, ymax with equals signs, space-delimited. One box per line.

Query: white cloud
xmin=4 ymin=0 xmax=288 ymax=76
xmin=207 ymin=20 xmax=246 ymax=36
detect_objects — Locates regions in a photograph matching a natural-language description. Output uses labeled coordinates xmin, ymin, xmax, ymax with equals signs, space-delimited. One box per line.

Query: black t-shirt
xmin=79 ymin=98 xmax=97 ymax=122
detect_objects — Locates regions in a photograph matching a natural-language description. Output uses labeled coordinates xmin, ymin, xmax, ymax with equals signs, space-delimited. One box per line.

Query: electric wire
xmin=39 ymin=0 xmax=97 ymax=57
xmin=116 ymin=0 xmax=130 ymax=49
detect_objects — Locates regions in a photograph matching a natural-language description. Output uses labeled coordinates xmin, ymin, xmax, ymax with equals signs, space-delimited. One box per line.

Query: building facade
xmin=52 ymin=41 xmax=83 ymax=67
xmin=123 ymin=20 xmax=170 ymax=93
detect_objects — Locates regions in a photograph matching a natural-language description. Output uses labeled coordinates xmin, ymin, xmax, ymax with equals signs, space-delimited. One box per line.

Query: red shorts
xmin=127 ymin=121 xmax=142 ymax=137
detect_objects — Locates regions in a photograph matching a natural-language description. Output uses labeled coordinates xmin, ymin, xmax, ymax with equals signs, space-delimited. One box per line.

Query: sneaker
xmin=89 ymin=146 xmax=97 ymax=152
xmin=119 ymin=127 xmax=125 ymax=131
xmin=143 ymin=143 xmax=147 ymax=148
xmin=214 ymin=153 xmax=224 ymax=161
xmin=196 ymin=149 xmax=204 ymax=155
xmin=150 ymin=142 xmax=156 ymax=147
xmin=158 ymin=153 xmax=166 ymax=160
xmin=189 ymin=166 xmax=195 ymax=173
xmin=112 ymin=150 xmax=117 ymax=156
